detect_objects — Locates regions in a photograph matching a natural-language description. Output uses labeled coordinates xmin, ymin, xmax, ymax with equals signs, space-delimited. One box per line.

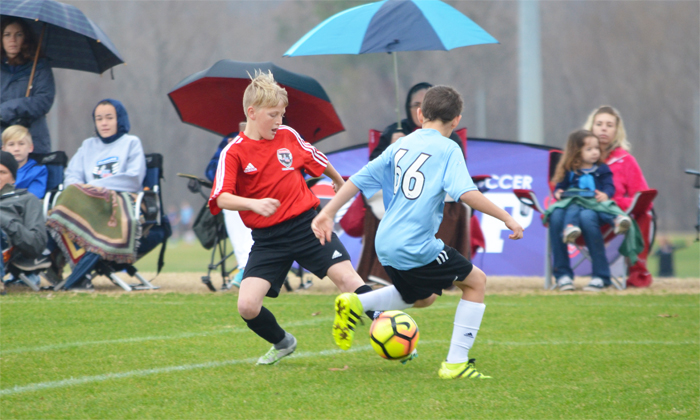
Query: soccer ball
xmin=369 ymin=311 xmax=420 ymax=360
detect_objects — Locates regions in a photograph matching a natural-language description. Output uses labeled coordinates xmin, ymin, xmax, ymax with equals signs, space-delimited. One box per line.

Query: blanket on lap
xmin=47 ymin=184 xmax=142 ymax=266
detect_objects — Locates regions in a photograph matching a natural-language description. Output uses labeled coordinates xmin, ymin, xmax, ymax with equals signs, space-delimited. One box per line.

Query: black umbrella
xmin=1 ymin=0 xmax=124 ymax=95
xmin=168 ymin=60 xmax=344 ymax=144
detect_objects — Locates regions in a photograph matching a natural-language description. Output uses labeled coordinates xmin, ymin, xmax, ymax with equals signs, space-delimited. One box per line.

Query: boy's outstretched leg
xmin=439 ymin=266 xmax=491 ymax=379
xmin=238 ymin=277 xmax=297 ymax=365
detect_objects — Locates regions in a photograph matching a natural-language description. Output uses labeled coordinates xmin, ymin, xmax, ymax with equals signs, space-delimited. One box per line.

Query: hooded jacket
xmin=64 ymin=99 xmax=146 ymax=193
xmin=15 ymin=158 xmax=48 ymax=199
xmin=0 ymin=58 xmax=55 ymax=153
xmin=605 ymin=147 xmax=651 ymax=211
xmin=0 ymin=183 xmax=47 ymax=258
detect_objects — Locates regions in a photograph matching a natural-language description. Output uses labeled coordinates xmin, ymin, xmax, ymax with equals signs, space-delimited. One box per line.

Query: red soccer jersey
xmin=208 ymin=125 xmax=329 ymax=229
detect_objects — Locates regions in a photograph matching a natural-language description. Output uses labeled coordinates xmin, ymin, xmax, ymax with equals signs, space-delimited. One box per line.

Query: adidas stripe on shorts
xmin=383 ymin=245 xmax=474 ymax=304
xmin=244 ymin=208 xmax=351 ymax=297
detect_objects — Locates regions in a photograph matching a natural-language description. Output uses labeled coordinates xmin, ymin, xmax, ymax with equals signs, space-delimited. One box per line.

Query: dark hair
xmin=420 ymin=86 xmax=463 ymax=124
xmin=1 ymin=18 xmax=40 ymax=65
xmin=551 ymin=129 xmax=602 ymax=183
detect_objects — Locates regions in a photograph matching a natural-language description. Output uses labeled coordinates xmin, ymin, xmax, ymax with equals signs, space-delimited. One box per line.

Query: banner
xmin=321 ymin=139 xmax=606 ymax=277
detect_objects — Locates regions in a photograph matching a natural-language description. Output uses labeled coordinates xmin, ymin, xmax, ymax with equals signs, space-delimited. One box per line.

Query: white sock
xmin=357 ymin=286 xmax=412 ymax=312
xmin=445 ymin=300 xmax=486 ymax=364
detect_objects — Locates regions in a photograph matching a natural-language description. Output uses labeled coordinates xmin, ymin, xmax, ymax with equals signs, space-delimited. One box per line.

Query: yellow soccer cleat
xmin=333 ymin=293 xmax=363 ymax=350
xmin=438 ymin=358 xmax=492 ymax=379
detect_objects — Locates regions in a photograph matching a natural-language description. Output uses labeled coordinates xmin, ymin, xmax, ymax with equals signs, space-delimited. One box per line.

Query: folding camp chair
xmin=179 ymin=173 xmax=236 ymax=292
xmin=53 ymin=153 xmax=171 ymax=291
xmin=513 ymin=149 xmax=657 ymax=290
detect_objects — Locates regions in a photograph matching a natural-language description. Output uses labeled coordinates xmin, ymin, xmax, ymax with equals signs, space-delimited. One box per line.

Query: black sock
xmin=242 ymin=306 xmax=286 ymax=345
xmin=354 ymin=284 xmax=378 ymax=319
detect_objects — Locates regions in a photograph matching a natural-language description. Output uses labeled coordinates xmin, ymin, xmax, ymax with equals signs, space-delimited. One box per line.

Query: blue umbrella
xmin=1 ymin=0 xmax=124 ymax=94
xmin=284 ymin=0 xmax=498 ymax=128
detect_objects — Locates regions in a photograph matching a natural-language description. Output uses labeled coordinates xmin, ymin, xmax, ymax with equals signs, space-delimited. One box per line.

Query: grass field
xmin=2 ymin=293 xmax=698 ymax=419
xmin=138 ymin=233 xmax=700 ymax=278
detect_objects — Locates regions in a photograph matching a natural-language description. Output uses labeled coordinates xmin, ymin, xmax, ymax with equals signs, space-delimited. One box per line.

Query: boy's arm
xmin=312 ymin=180 xmax=360 ymax=245
xmin=216 ymin=192 xmax=280 ymax=217
xmin=322 ymin=161 xmax=345 ymax=192
xmin=460 ymin=190 xmax=523 ymax=239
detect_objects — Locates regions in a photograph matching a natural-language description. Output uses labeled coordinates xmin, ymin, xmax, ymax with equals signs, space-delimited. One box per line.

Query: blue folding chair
xmin=54 ymin=153 xmax=171 ymax=291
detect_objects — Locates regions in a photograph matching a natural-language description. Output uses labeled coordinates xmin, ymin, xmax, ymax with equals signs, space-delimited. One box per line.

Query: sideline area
xmin=3 ymin=272 xmax=697 ymax=295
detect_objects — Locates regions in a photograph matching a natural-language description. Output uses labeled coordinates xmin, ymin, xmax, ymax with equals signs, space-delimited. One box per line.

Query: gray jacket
xmin=0 ymin=183 xmax=47 ymax=258
xmin=0 ymin=58 xmax=56 ymax=153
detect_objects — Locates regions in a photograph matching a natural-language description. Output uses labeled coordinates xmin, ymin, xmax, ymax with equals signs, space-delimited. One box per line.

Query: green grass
xmin=140 ymin=234 xmax=699 ymax=278
xmin=647 ymin=234 xmax=700 ymax=278
xmin=1 ymin=293 xmax=698 ymax=419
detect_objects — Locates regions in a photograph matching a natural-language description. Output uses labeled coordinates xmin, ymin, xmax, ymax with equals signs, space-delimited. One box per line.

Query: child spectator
xmin=1 ymin=124 xmax=47 ymax=199
xmin=312 ymin=85 xmax=523 ymax=379
xmin=545 ymin=129 xmax=637 ymax=292
xmin=208 ymin=71 xmax=370 ymax=365
xmin=0 ymin=151 xmax=48 ymax=286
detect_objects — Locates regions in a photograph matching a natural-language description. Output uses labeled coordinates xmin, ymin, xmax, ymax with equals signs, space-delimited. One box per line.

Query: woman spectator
xmin=356 ymin=82 xmax=481 ymax=284
xmin=1 ymin=18 xmax=55 ymax=154
xmin=583 ymin=105 xmax=653 ymax=287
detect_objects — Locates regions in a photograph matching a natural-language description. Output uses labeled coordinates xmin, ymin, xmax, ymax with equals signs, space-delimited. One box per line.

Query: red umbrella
xmin=168 ymin=60 xmax=344 ymax=143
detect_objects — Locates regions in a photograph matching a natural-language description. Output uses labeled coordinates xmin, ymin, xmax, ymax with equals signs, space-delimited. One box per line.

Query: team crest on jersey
xmin=277 ymin=148 xmax=294 ymax=170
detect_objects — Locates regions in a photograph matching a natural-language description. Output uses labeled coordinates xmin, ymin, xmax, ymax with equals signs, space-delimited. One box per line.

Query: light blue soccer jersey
xmin=350 ymin=128 xmax=477 ymax=270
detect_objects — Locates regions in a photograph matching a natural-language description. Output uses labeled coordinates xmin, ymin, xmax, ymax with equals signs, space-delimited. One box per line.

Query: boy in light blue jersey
xmin=312 ymin=86 xmax=523 ymax=379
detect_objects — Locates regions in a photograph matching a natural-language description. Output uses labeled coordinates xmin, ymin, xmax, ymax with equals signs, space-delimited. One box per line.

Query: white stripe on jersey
xmin=279 ymin=125 xmax=328 ymax=167
xmin=212 ymin=136 xmax=241 ymax=199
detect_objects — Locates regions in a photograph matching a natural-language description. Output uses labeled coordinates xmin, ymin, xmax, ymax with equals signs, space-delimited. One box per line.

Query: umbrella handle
xmin=25 ymin=24 xmax=46 ymax=97
xmin=393 ymin=52 xmax=402 ymax=130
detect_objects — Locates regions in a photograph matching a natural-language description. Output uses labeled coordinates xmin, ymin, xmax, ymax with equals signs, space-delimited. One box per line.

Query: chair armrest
xmin=134 ymin=190 xmax=161 ymax=224
xmin=471 ymin=174 xmax=491 ymax=193
xmin=513 ymin=189 xmax=545 ymax=214
xmin=626 ymin=189 xmax=657 ymax=218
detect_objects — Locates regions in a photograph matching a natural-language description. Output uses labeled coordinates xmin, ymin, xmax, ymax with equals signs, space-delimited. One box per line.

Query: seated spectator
xmin=46 ymin=99 xmax=146 ymax=283
xmin=0 ymin=151 xmax=48 ymax=286
xmin=64 ymin=99 xmax=146 ymax=192
xmin=583 ymin=106 xmax=654 ymax=287
xmin=205 ymin=122 xmax=253 ymax=287
xmin=357 ymin=82 xmax=479 ymax=284
xmin=544 ymin=129 xmax=640 ymax=292
xmin=2 ymin=124 xmax=47 ymax=198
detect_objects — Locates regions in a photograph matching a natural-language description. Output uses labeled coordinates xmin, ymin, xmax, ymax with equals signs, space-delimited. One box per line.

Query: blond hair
xmin=582 ymin=105 xmax=631 ymax=154
xmin=242 ymin=70 xmax=288 ymax=112
xmin=1 ymin=125 xmax=32 ymax=146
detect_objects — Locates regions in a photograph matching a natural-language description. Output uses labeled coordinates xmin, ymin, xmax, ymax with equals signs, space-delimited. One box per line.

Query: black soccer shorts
xmin=243 ymin=209 xmax=351 ymax=297
xmin=383 ymin=245 xmax=474 ymax=303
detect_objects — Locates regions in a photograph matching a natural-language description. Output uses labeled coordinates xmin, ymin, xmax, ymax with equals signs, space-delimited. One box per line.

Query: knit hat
xmin=0 ymin=151 xmax=18 ymax=180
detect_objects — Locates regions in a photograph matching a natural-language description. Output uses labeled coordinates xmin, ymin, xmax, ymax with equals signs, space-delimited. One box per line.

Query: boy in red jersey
xmin=209 ymin=71 xmax=371 ymax=365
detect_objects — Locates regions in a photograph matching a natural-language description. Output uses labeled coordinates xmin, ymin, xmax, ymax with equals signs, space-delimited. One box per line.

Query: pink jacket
xmin=605 ymin=147 xmax=651 ymax=211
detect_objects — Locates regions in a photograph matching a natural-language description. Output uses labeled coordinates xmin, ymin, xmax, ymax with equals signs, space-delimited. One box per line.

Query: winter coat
xmin=605 ymin=147 xmax=651 ymax=211
xmin=15 ymin=158 xmax=48 ymax=199
xmin=0 ymin=58 xmax=55 ymax=153
xmin=555 ymin=163 xmax=615 ymax=199
xmin=0 ymin=183 xmax=47 ymax=258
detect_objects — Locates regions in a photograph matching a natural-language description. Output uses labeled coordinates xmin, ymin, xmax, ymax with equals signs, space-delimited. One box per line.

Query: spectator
xmin=205 ymin=122 xmax=253 ymax=287
xmin=583 ymin=106 xmax=654 ymax=287
xmin=1 ymin=18 xmax=55 ymax=154
xmin=2 ymin=124 xmax=47 ymax=198
xmin=0 ymin=151 xmax=48 ymax=286
xmin=654 ymin=236 xmax=687 ymax=278
xmin=179 ymin=201 xmax=194 ymax=243
xmin=544 ymin=129 xmax=637 ymax=292
xmin=47 ymin=99 xmax=146 ymax=286
xmin=64 ymin=99 xmax=146 ymax=192
xmin=357 ymin=82 xmax=478 ymax=284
